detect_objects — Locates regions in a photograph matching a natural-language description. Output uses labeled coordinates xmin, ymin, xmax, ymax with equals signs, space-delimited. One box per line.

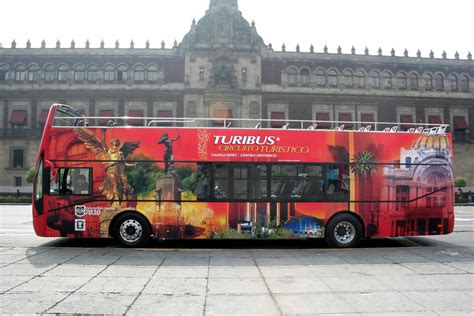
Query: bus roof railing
xmin=50 ymin=104 xmax=450 ymax=135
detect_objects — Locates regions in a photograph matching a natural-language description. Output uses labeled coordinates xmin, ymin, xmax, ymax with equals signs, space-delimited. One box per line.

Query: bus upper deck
xmin=49 ymin=104 xmax=448 ymax=135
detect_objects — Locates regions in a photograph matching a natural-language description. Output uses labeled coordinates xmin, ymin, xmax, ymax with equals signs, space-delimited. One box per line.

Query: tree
xmin=351 ymin=150 xmax=378 ymax=234
xmin=351 ymin=150 xmax=377 ymax=179
xmin=455 ymin=177 xmax=467 ymax=188
xmin=125 ymin=155 xmax=164 ymax=197
xmin=25 ymin=167 xmax=35 ymax=184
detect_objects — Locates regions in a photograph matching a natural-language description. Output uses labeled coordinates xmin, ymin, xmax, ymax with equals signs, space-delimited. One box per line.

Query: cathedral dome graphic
xmin=412 ymin=134 xmax=450 ymax=151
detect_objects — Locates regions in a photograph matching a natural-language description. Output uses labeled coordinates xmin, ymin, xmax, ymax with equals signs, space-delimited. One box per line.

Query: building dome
xmin=412 ymin=135 xmax=450 ymax=151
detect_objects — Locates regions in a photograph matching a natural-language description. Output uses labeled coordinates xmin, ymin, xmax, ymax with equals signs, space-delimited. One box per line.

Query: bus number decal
xmin=75 ymin=205 xmax=103 ymax=217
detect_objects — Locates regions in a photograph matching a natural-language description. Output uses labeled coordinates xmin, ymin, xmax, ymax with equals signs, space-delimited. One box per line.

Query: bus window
xmin=271 ymin=165 xmax=297 ymax=199
xmin=233 ymin=164 xmax=267 ymax=200
xmin=196 ymin=164 xmax=211 ymax=199
xmin=233 ymin=166 xmax=248 ymax=200
xmin=324 ymin=165 xmax=349 ymax=201
xmin=50 ymin=168 xmax=92 ymax=195
xmin=213 ymin=164 xmax=228 ymax=200
xmin=292 ymin=165 xmax=323 ymax=199
xmin=250 ymin=165 xmax=267 ymax=199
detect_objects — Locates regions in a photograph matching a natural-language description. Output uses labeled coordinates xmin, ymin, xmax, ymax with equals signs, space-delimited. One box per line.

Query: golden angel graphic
xmin=74 ymin=128 xmax=140 ymax=206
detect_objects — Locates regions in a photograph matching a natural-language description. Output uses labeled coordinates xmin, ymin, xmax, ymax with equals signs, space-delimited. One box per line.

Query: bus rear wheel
xmin=113 ymin=213 xmax=151 ymax=248
xmin=325 ymin=213 xmax=362 ymax=248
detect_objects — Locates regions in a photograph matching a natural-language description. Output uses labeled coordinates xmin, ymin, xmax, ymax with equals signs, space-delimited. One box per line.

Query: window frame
xmin=314 ymin=69 xmax=326 ymax=87
xmin=74 ymin=64 xmax=86 ymax=82
xmin=57 ymin=64 xmax=69 ymax=82
xmin=27 ymin=65 xmax=40 ymax=82
xmin=44 ymin=64 xmax=56 ymax=82
xmin=327 ymin=69 xmax=338 ymax=87
xmin=15 ymin=64 xmax=26 ymax=81
xmin=133 ymin=65 xmax=145 ymax=82
xmin=50 ymin=167 xmax=93 ymax=196
xmin=370 ymin=71 xmax=381 ymax=89
xmin=10 ymin=147 xmax=26 ymax=169
xmin=87 ymin=65 xmax=98 ymax=82
xmin=196 ymin=162 xmax=350 ymax=203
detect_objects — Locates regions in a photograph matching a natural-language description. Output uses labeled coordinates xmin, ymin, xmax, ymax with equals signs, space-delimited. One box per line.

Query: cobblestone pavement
xmin=0 ymin=206 xmax=473 ymax=315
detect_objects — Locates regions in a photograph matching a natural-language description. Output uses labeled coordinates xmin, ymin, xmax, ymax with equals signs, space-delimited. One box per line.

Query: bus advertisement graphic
xmin=32 ymin=106 xmax=454 ymax=247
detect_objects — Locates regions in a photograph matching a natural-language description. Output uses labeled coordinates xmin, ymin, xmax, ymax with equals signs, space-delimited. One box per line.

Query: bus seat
xmin=307 ymin=123 xmax=317 ymax=130
xmin=429 ymin=127 xmax=439 ymax=134
xmin=438 ymin=125 xmax=448 ymax=134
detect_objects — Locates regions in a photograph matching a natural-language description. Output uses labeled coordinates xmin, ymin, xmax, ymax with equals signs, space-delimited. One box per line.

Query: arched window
xmin=87 ymin=65 xmax=98 ymax=82
xmin=287 ymin=68 xmax=297 ymax=85
xmin=409 ymin=73 xmax=419 ymax=90
xmin=314 ymin=69 xmax=326 ymax=87
xmin=27 ymin=64 xmax=40 ymax=82
xmin=134 ymin=65 xmax=145 ymax=82
xmin=44 ymin=64 xmax=55 ymax=82
xmin=0 ymin=64 xmax=8 ymax=81
xmin=58 ymin=64 xmax=69 ymax=82
xmin=460 ymin=75 xmax=470 ymax=92
xmin=354 ymin=70 xmax=365 ymax=88
xmin=449 ymin=74 xmax=458 ymax=92
xmin=435 ymin=74 xmax=444 ymax=91
xmin=343 ymin=70 xmax=353 ymax=88
xmin=74 ymin=64 xmax=85 ymax=81
xmin=147 ymin=65 xmax=159 ymax=82
xmin=424 ymin=73 xmax=433 ymax=90
xmin=370 ymin=71 xmax=381 ymax=89
xmin=104 ymin=65 xmax=115 ymax=82
xmin=382 ymin=71 xmax=392 ymax=89
xmin=15 ymin=64 xmax=26 ymax=81
xmin=300 ymin=68 xmax=310 ymax=86
xmin=327 ymin=69 xmax=338 ymax=87
xmin=397 ymin=72 xmax=407 ymax=89
xmin=117 ymin=65 xmax=128 ymax=82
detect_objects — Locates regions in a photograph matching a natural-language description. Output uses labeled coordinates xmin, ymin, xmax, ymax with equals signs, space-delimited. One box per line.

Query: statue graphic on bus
xmin=158 ymin=132 xmax=180 ymax=175
xmin=74 ymin=129 xmax=140 ymax=205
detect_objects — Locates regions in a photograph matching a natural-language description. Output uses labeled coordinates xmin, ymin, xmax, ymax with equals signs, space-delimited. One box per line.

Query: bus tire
xmin=325 ymin=213 xmax=362 ymax=248
xmin=113 ymin=213 xmax=151 ymax=248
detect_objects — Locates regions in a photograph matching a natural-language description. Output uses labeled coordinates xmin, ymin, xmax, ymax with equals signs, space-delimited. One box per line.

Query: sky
xmin=1 ymin=0 xmax=472 ymax=58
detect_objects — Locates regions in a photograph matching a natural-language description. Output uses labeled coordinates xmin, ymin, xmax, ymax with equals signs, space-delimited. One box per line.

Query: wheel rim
xmin=334 ymin=221 xmax=356 ymax=244
xmin=119 ymin=219 xmax=143 ymax=243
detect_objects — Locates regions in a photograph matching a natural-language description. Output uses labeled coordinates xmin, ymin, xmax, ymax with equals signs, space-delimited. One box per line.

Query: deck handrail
xmin=50 ymin=103 xmax=450 ymax=134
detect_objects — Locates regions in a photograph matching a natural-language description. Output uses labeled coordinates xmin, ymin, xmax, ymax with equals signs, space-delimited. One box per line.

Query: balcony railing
xmin=0 ymin=129 xmax=37 ymax=138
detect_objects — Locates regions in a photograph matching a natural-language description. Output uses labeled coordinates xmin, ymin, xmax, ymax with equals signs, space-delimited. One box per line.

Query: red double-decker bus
xmin=32 ymin=104 xmax=454 ymax=247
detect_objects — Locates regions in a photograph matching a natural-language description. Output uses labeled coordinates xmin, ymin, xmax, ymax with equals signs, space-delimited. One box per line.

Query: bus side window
xmin=51 ymin=168 xmax=92 ymax=196
xmin=324 ymin=165 xmax=349 ymax=201
xmin=197 ymin=164 xmax=211 ymax=200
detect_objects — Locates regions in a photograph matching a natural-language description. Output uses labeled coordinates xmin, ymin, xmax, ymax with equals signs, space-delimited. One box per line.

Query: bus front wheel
xmin=113 ymin=213 xmax=151 ymax=248
xmin=325 ymin=213 xmax=362 ymax=248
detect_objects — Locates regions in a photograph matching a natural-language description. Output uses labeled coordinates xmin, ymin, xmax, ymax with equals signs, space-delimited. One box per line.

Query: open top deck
xmin=51 ymin=103 xmax=449 ymax=135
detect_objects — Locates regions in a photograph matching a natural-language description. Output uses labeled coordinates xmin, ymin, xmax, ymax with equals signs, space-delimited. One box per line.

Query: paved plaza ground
xmin=0 ymin=205 xmax=473 ymax=315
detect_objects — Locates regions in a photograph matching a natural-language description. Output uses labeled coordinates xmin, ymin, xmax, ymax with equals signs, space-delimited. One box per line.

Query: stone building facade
xmin=0 ymin=0 xmax=473 ymax=192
